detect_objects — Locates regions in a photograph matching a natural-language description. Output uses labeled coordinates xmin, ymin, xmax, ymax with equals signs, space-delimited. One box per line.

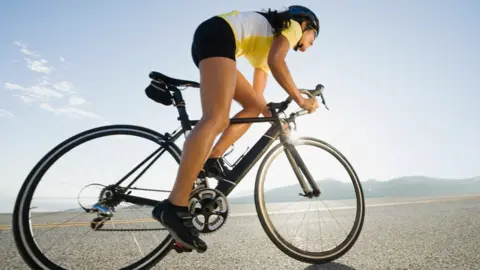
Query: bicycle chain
xmin=89 ymin=187 xmax=225 ymax=234
xmin=95 ymin=228 xmax=165 ymax=232
xmin=127 ymin=187 xmax=171 ymax=193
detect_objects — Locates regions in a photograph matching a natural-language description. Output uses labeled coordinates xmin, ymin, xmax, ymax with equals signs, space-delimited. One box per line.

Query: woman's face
xmin=297 ymin=29 xmax=316 ymax=52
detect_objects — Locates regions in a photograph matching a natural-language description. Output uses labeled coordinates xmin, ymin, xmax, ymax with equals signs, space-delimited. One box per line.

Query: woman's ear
xmin=301 ymin=21 xmax=308 ymax=30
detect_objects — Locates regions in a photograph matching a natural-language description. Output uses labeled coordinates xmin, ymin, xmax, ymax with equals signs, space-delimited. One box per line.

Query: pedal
xmin=172 ymin=241 xmax=192 ymax=253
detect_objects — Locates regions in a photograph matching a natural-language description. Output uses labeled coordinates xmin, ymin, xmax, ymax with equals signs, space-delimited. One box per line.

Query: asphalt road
xmin=1 ymin=194 xmax=479 ymax=270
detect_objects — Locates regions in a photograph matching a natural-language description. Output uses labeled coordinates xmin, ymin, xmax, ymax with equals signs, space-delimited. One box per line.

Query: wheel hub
xmin=98 ymin=185 xmax=124 ymax=208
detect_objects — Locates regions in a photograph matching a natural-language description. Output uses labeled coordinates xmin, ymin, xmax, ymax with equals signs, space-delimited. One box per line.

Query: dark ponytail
xmin=263 ymin=8 xmax=292 ymax=36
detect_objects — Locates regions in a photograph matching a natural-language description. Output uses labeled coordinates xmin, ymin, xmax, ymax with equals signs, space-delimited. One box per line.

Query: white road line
xmin=229 ymin=195 xmax=480 ymax=217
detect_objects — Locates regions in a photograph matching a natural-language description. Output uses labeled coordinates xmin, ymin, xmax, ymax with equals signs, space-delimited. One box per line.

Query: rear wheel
xmin=254 ymin=136 xmax=365 ymax=264
xmin=12 ymin=124 xmax=181 ymax=270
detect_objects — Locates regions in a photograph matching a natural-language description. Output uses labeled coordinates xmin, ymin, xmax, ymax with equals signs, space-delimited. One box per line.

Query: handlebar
xmin=274 ymin=84 xmax=329 ymax=115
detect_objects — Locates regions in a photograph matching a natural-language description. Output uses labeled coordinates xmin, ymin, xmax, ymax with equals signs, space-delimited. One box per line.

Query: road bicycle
xmin=12 ymin=71 xmax=365 ymax=269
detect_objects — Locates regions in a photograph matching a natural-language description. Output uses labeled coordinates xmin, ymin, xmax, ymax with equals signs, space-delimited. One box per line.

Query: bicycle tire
xmin=11 ymin=124 xmax=181 ymax=270
xmin=254 ymin=136 xmax=365 ymax=264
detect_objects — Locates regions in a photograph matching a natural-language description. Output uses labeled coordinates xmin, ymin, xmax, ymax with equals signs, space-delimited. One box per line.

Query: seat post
xmin=172 ymin=90 xmax=193 ymax=134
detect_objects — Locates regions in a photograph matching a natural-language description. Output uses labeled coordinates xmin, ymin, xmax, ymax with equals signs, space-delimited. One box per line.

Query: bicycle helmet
xmin=288 ymin=5 xmax=320 ymax=37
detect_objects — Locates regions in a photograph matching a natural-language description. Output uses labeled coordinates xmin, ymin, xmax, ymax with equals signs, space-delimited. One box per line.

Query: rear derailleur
xmin=79 ymin=184 xmax=124 ymax=230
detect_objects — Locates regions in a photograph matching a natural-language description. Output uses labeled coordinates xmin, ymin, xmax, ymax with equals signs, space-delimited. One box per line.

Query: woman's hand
xmin=297 ymin=96 xmax=318 ymax=113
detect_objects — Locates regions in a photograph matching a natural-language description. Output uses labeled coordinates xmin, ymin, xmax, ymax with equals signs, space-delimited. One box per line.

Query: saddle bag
xmin=145 ymin=79 xmax=174 ymax=106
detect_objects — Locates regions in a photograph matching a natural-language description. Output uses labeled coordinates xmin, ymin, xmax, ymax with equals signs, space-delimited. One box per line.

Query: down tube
xmin=215 ymin=124 xmax=281 ymax=197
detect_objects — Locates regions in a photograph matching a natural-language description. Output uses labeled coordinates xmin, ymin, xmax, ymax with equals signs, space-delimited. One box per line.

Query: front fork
xmin=280 ymin=122 xmax=321 ymax=198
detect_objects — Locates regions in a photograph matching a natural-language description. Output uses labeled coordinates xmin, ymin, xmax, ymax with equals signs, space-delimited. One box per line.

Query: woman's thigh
xmin=233 ymin=70 xmax=263 ymax=111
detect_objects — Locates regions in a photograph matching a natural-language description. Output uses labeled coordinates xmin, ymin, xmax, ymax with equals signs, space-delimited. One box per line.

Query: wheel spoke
xmin=32 ymin=209 xmax=90 ymax=239
xmin=315 ymin=198 xmax=324 ymax=252
xmin=290 ymin=199 xmax=309 ymax=249
xmin=125 ymin=202 xmax=161 ymax=245
xmin=275 ymin=197 xmax=308 ymax=234
xmin=318 ymin=198 xmax=348 ymax=237
xmin=120 ymin=210 xmax=145 ymax=257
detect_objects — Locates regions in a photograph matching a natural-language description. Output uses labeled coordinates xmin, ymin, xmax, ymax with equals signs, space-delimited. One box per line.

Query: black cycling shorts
xmin=191 ymin=16 xmax=236 ymax=67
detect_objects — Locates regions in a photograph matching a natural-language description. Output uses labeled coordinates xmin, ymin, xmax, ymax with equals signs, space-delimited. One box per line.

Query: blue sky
xmin=1 ymin=1 xmax=479 ymax=211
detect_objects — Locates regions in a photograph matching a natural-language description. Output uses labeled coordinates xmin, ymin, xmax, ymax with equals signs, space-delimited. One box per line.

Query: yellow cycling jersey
xmin=216 ymin=10 xmax=303 ymax=74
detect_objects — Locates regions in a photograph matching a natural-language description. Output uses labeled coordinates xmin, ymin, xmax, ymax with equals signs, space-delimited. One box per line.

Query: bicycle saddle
xmin=149 ymin=71 xmax=200 ymax=89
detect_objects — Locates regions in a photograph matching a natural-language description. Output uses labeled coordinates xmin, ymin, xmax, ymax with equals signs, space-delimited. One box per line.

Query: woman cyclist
xmin=152 ymin=5 xmax=320 ymax=253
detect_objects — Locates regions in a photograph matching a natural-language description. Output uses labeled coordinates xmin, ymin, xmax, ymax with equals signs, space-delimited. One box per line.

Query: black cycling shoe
xmin=152 ymin=200 xmax=207 ymax=253
xmin=199 ymin=157 xmax=230 ymax=180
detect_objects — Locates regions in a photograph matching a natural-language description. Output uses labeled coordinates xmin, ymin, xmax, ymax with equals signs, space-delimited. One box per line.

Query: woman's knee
xmin=256 ymin=99 xmax=268 ymax=115
xmin=235 ymin=91 xmax=265 ymax=116
xmin=247 ymin=98 xmax=265 ymax=116
xmin=199 ymin=113 xmax=230 ymax=134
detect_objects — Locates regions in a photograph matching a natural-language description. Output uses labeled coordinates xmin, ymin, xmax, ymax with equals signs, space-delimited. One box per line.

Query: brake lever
xmin=319 ymin=93 xmax=329 ymax=110
xmin=282 ymin=85 xmax=329 ymax=115
xmin=299 ymin=88 xmax=330 ymax=111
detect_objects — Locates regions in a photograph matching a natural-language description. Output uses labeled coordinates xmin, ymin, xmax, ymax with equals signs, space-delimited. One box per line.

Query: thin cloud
xmin=0 ymin=109 xmax=14 ymax=118
xmin=4 ymin=82 xmax=37 ymax=104
xmin=4 ymin=81 xmax=63 ymax=102
xmin=40 ymin=103 xmax=103 ymax=120
xmin=8 ymin=40 xmax=104 ymax=122
xmin=24 ymin=58 xmax=52 ymax=74
xmin=13 ymin=41 xmax=54 ymax=74
xmin=69 ymin=96 xmax=86 ymax=106
xmin=17 ymin=95 xmax=36 ymax=104
xmin=5 ymin=79 xmax=79 ymax=105
xmin=4 ymin=82 xmax=23 ymax=90
xmin=35 ymin=77 xmax=75 ymax=94
xmin=52 ymin=81 xmax=75 ymax=94
xmin=13 ymin=41 xmax=40 ymax=57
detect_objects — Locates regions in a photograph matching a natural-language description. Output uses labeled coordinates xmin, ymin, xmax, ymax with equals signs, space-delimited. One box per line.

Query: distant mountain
xmin=227 ymin=176 xmax=480 ymax=204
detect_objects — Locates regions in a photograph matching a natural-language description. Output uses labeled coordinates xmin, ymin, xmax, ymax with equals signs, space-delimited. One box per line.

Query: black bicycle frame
xmin=113 ymin=88 xmax=320 ymax=207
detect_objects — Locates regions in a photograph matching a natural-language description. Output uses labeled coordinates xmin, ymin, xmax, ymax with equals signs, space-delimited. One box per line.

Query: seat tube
xmin=172 ymin=90 xmax=193 ymax=137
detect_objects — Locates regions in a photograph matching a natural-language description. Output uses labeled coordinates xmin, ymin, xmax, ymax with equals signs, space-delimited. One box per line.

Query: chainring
xmin=188 ymin=187 xmax=229 ymax=234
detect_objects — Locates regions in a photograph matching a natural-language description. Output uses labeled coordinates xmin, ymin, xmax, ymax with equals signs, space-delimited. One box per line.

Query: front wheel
xmin=254 ymin=136 xmax=365 ymax=264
